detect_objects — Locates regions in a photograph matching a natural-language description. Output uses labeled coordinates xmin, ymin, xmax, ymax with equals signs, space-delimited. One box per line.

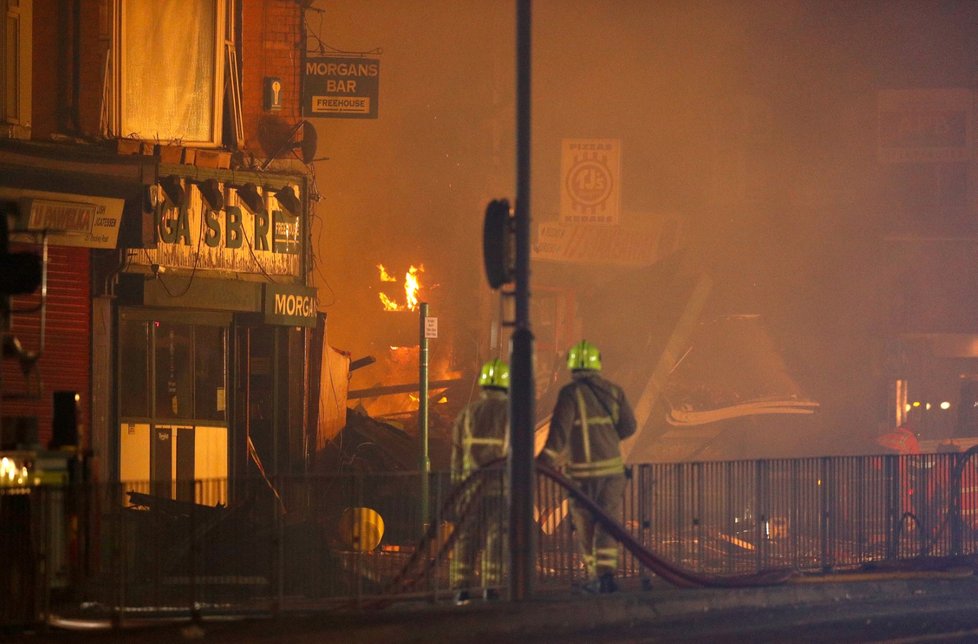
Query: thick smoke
xmin=315 ymin=0 xmax=978 ymax=459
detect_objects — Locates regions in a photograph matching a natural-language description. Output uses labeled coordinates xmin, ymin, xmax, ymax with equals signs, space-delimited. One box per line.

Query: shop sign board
xmin=878 ymin=89 xmax=973 ymax=163
xmin=132 ymin=180 xmax=302 ymax=278
xmin=263 ymin=283 xmax=317 ymax=327
xmin=533 ymin=213 xmax=683 ymax=266
xmin=559 ymin=138 xmax=621 ymax=225
xmin=0 ymin=188 xmax=124 ymax=248
xmin=303 ymin=56 xmax=380 ymax=119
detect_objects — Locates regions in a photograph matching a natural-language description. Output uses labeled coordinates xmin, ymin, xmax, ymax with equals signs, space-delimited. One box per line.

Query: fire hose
xmin=534 ymin=461 xmax=797 ymax=589
xmin=358 ymin=460 xmax=794 ymax=610
xmin=360 ymin=449 xmax=978 ymax=610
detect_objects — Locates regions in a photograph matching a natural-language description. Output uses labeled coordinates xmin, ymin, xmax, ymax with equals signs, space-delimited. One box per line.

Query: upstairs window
xmin=0 ymin=0 xmax=32 ymax=139
xmin=114 ymin=0 xmax=226 ymax=146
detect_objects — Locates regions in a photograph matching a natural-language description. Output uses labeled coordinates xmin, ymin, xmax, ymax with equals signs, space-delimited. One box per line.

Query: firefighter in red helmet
xmin=540 ymin=340 xmax=637 ymax=594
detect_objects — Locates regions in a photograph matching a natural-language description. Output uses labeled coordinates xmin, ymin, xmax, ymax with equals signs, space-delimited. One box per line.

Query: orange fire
xmin=377 ymin=264 xmax=425 ymax=311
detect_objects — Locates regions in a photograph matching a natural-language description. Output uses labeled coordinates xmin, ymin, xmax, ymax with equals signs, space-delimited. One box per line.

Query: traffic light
xmin=0 ymin=206 xmax=41 ymax=296
xmin=0 ymin=252 xmax=42 ymax=295
xmin=482 ymin=198 xmax=514 ymax=289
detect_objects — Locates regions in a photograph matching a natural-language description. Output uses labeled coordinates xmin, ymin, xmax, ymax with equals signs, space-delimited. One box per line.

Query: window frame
xmin=111 ymin=0 xmax=227 ymax=147
xmin=0 ymin=0 xmax=32 ymax=139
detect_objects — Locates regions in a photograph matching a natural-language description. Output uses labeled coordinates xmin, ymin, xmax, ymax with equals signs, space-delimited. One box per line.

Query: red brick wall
xmin=30 ymin=1 xmax=109 ymax=140
xmin=29 ymin=0 xmax=303 ymax=150
xmin=30 ymin=0 xmax=59 ymax=137
xmin=240 ymin=0 xmax=303 ymax=154
xmin=77 ymin=1 xmax=112 ymax=138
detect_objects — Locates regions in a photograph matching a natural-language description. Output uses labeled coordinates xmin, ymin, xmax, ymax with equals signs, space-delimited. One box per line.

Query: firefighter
xmin=540 ymin=340 xmax=637 ymax=594
xmin=450 ymin=358 xmax=510 ymax=604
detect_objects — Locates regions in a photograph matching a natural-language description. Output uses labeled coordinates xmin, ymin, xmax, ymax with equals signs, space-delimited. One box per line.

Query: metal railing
xmin=5 ymin=451 xmax=978 ymax=627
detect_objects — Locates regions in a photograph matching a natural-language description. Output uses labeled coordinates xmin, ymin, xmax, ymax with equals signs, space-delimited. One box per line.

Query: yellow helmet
xmin=567 ymin=340 xmax=601 ymax=371
xmin=478 ymin=358 xmax=510 ymax=390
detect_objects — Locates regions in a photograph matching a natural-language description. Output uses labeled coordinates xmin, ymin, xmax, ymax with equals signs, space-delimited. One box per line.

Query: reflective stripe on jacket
xmin=452 ymin=388 xmax=509 ymax=478
xmin=542 ymin=372 xmax=636 ymax=478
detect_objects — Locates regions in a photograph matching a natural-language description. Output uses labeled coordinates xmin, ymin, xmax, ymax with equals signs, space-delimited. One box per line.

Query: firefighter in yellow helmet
xmin=540 ymin=340 xmax=636 ymax=594
xmin=450 ymin=358 xmax=510 ymax=604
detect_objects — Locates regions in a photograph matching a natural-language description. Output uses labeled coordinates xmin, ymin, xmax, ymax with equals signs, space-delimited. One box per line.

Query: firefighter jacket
xmin=452 ymin=388 xmax=509 ymax=480
xmin=541 ymin=371 xmax=636 ymax=479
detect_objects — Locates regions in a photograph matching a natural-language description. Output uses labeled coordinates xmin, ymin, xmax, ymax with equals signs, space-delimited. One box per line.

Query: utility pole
xmin=419 ymin=302 xmax=431 ymax=532
xmin=509 ymin=0 xmax=535 ymax=602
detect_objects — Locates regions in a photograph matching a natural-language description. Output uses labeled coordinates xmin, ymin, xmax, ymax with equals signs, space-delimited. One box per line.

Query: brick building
xmin=0 ymin=0 xmax=322 ymax=498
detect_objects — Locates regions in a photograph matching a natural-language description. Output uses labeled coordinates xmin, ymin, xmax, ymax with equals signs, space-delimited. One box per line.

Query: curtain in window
xmin=123 ymin=0 xmax=218 ymax=143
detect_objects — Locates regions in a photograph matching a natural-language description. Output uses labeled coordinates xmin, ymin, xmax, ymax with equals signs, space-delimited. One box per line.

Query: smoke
xmin=314 ymin=0 xmax=978 ymax=457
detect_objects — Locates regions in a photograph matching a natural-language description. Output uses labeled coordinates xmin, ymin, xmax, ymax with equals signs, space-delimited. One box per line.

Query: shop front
xmin=0 ymin=144 xmax=319 ymax=506
xmin=114 ymin=168 xmax=317 ymax=503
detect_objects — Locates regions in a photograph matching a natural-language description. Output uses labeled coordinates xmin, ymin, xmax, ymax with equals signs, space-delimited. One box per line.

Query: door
xmin=117 ymin=309 xmax=230 ymax=505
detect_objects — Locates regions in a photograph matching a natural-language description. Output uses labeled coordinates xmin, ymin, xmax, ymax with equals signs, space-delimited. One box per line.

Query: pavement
xmin=13 ymin=569 xmax=978 ymax=642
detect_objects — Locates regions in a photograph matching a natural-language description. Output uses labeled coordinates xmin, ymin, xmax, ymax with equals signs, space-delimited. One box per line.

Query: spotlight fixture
xmin=159 ymin=175 xmax=186 ymax=208
xmin=275 ymin=185 xmax=301 ymax=216
xmin=237 ymin=182 xmax=265 ymax=215
xmin=198 ymin=178 xmax=224 ymax=212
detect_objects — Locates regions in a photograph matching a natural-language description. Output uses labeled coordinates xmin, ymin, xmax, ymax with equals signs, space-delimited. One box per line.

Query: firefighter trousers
xmin=568 ymin=474 xmax=626 ymax=580
xmin=451 ymin=490 xmax=507 ymax=591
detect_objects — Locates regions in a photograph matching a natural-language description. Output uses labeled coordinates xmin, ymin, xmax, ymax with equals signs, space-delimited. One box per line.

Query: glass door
xmin=118 ymin=308 xmax=230 ymax=504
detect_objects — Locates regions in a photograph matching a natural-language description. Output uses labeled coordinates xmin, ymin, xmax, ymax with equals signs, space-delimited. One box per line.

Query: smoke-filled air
xmin=311 ymin=0 xmax=978 ymax=464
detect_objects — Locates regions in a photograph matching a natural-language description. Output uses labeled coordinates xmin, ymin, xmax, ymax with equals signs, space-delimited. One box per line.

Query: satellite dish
xmin=259 ymin=120 xmax=323 ymax=170
xmin=299 ymin=121 xmax=318 ymax=164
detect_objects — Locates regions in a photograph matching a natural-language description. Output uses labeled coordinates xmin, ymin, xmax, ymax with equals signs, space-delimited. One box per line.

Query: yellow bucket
xmin=338 ymin=507 xmax=385 ymax=552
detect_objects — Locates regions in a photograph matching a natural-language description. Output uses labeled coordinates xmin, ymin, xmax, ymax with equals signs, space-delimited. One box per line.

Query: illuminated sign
xmin=131 ymin=179 xmax=302 ymax=278
xmin=303 ymin=56 xmax=380 ymax=119
xmin=0 ymin=189 xmax=124 ymax=249
xmin=263 ymin=283 xmax=317 ymax=327
xmin=560 ymin=139 xmax=622 ymax=225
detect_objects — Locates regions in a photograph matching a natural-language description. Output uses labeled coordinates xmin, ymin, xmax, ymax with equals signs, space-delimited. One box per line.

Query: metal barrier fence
xmin=4 ymin=451 xmax=978 ymax=626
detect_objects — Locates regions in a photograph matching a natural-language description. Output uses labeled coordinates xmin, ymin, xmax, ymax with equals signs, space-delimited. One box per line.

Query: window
xmin=113 ymin=0 xmax=226 ymax=145
xmin=119 ymin=313 xmax=228 ymax=423
xmin=0 ymin=0 xmax=32 ymax=139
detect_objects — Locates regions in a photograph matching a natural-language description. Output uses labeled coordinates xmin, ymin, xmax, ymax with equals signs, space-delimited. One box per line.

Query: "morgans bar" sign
xmin=303 ymin=56 xmax=380 ymax=119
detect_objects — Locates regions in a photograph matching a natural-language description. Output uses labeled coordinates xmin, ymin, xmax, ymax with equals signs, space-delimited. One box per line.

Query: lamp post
xmin=419 ymin=302 xmax=431 ymax=532
xmin=509 ymin=0 xmax=535 ymax=602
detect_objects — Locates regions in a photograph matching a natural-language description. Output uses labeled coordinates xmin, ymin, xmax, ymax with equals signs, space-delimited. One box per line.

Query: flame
xmin=404 ymin=265 xmax=422 ymax=310
xmin=377 ymin=264 xmax=398 ymax=282
xmin=350 ymin=345 xmax=462 ymax=419
xmin=377 ymin=264 xmax=425 ymax=311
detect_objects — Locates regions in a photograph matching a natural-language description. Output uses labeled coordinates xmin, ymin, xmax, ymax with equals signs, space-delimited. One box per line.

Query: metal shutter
xmin=2 ymin=245 xmax=90 ymax=449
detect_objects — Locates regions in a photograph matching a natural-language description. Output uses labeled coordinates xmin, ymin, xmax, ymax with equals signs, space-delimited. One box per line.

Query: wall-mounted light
xmin=275 ymin=185 xmax=301 ymax=216
xmin=237 ymin=182 xmax=265 ymax=215
xmin=159 ymin=175 xmax=185 ymax=208
xmin=197 ymin=178 xmax=224 ymax=212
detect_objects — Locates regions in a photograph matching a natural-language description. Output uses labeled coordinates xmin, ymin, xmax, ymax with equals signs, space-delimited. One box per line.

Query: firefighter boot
xmin=599 ymin=573 xmax=619 ymax=594
xmin=579 ymin=577 xmax=602 ymax=595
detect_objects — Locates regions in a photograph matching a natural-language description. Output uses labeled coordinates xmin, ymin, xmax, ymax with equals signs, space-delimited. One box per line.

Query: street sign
xmin=424 ymin=316 xmax=438 ymax=339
